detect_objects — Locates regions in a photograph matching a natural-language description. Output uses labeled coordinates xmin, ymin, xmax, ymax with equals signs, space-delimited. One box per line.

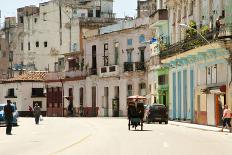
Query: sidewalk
xmin=169 ymin=121 xmax=231 ymax=133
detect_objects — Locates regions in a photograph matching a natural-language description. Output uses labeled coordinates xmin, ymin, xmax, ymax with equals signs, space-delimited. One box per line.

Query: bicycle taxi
xmin=127 ymin=95 xmax=146 ymax=130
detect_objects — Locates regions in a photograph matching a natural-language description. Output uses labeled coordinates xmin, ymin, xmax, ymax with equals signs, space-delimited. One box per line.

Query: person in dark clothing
xmin=4 ymin=100 xmax=14 ymax=135
xmin=33 ymin=103 xmax=41 ymax=124
xmin=215 ymin=17 xmax=221 ymax=38
xmin=68 ymin=102 xmax=73 ymax=116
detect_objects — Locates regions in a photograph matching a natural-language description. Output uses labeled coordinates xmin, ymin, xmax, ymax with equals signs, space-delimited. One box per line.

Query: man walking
xmin=4 ymin=100 xmax=14 ymax=135
xmin=34 ymin=103 xmax=41 ymax=124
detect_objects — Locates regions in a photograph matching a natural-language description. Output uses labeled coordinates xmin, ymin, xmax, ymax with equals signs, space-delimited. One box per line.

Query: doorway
xmin=92 ymin=86 xmax=97 ymax=117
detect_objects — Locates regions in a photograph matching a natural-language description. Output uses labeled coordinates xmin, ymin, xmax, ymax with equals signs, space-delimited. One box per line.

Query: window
xmin=139 ymin=35 xmax=145 ymax=43
xmin=73 ymin=10 xmax=77 ymax=15
xmin=32 ymin=88 xmax=44 ymax=97
xmin=43 ymin=12 xmax=47 ymax=21
xmin=44 ymin=41 xmax=47 ymax=47
xmin=88 ymin=10 xmax=93 ymax=17
xmin=28 ymin=42 xmax=30 ymax=50
xmin=183 ymin=6 xmax=187 ymax=18
xmin=9 ymin=51 xmax=13 ymax=61
xmin=21 ymin=42 xmax=23 ymax=51
xmin=96 ymin=10 xmax=101 ymax=17
xmin=222 ymin=10 xmax=225 ymax=18
xmin=72 ymin=43 xmax=77 ymax=51
xmin=139 ymin=83 xmax=146 ymax=96
xmin=160 ymin=0 xmax=163 ymax=9
xmin=103 ymin=43 xmax=109 ymax=66
xmin=104 ymin=43 xmax=108 ymax=50
xmin=189 ymin=1 xmax=194 ymax=16
xmin=33 ymin=101 xmax=42 ymax=108
xmin=114 ymin=42 xmax=119 ymax=65
xmin=34 ymin=18 xmax=38 ymax=23
xmin=158 ymin=75 xmax=168 ymax=85
xmin=127 ymin=50 xmax=132 ymax=62
xmin=69 ymin=88 xmax=73 ymax=97
xmin=36 ymin=41 xmax=39 ymax=47
xmin=127 ymin=84 xmax=133 ymax=96
xmin=178 ymin=9 xmax=181 ymax=22
xmin=58 ymin=58 xmax=64 ymax=71
xmin=81 ymin=13 xmax=85 ymax=17
xmin=6 ymin=88 xmax=15 ymax=97
xmin=127 ymin=39 xmax=133 ymax=46
xmin=114 ymin=86 xmax=119 ymax=98
xmin=19 ymin=16 xmax=23 ymax=23
xmin=68 ymin=59 xmax=76 ymax=71
xmin=207 ymin=64 xmax=217 ymax=84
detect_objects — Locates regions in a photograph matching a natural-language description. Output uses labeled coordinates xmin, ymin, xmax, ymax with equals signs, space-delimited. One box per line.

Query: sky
xmin=0 ymin=0 xmax=137 ymax=20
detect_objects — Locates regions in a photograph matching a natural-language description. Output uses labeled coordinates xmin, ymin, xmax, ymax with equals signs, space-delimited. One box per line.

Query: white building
xmin=0 ymin=71 xmax=47 ymax=116
xmin=83 ymin=18 xmax=151 ymax=117
xmin=3 ymin=0 xmax=115 ymax=74
xmin=167 ymin=0 xmax=227 ymax=44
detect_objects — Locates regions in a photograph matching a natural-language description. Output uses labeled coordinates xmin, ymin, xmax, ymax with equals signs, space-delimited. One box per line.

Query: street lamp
xmin=179 ymin=23 xmax=211 ymax=45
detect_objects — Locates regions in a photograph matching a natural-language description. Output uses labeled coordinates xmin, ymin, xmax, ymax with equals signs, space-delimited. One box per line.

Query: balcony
xmin=160 ymin=36 xmax=207 ymax=59
xmin=160 ymin=26 xmax=232 ymax=59
xmin=99 ymin=65 xmax=119 ymax=77
xmin=89 ymin=68 xmax=97 ymax=75
xmin=135 ymin=62 xmax=145 ymax=71
xmin=150 ymin=9 xmax=168 ymax=27
xmin=78 ymin=17 xmax=116 ymax=28
xmin=65 ymin=70 xmax=86 ymax=78
xmin=124 ymin=62 xmax=145 ymax=72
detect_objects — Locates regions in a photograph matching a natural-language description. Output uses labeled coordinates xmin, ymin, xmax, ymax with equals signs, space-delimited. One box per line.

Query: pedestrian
xmin=4 ymin=100 xmax=14 ymax=135
xmin=221 ymin=105 xmax=232 ymax=132
xmin=215 ymin=17 xmax=221 ymax=38
xmin=33 ymin=103 xmax=41 ymax=124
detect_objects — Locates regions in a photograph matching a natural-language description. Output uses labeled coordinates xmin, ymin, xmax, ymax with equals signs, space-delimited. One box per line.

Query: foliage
xmin=185 ymin=20 xmax=197 ymax=38
xmin=200 ymin=25 xmax=210 ymax=36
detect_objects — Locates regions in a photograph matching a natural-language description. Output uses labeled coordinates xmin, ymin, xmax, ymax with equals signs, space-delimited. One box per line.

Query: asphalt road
xmin=0 ymin=117 xmax=232 ymax=155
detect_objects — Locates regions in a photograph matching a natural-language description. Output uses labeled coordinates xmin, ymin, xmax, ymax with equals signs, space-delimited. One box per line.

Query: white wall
xmin=0 ymin=82 xmax=46 ymax=111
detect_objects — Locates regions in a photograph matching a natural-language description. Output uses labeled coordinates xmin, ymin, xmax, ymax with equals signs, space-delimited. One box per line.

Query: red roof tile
xmin=3 ymin=71 xmax=47 ymax=82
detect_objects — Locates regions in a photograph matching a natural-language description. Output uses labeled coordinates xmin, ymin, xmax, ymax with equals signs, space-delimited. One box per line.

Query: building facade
xmin=83 ymin=18 xmax=151 ymax=116
xmin=0 ymin=35 xmax=9 ymax=79
xmin=0 ymin=71 xmax=47 ymax=116
xmin=163 ymin=0 xmax=232 ymax=124
xmin=2 ymin=0 xmax=115 ymax=74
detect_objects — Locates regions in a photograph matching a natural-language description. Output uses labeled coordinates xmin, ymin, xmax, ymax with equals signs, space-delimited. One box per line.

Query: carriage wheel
xmin=141 ymin=121 xmax=143 ymax=131
xmin=146 ymin=117 xmax=150 ymax=124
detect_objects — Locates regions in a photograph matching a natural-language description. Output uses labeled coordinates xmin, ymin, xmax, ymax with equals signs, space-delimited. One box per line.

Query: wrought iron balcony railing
xmin=135 ymin=62 xmax=145 ymax=71
xmin=89 ymin=68 xmax=97 ymax=75
xmin=124 ymin=62 xmax=134 ymax=72
xmin=124 ymin=62 xmax=145 ymax=72
xmin=160 ymin=26 xmax=232 ymax=59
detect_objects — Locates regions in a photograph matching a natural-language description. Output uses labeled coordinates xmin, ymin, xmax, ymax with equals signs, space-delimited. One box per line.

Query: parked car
xmin=144 ymin=104 xmax=168 ymax=124
xmin=0 ymin=104 xmax=19 ymax=126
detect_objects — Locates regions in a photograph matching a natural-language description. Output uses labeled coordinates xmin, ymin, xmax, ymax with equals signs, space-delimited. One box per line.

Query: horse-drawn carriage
xmin=127 ymin=95 xmax=146 ymax=130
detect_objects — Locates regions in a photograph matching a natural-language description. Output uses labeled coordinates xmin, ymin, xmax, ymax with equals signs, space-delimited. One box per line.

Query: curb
xmin=168 ymin=121 xmax=231 ymax=132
